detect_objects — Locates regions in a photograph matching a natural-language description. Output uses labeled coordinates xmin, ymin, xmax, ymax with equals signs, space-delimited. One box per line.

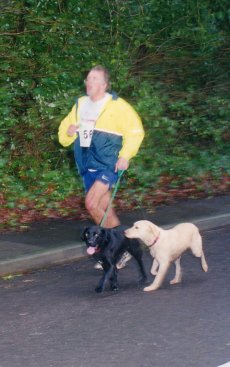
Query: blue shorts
xmin=82 ymin=170 xmax=118 ymax=192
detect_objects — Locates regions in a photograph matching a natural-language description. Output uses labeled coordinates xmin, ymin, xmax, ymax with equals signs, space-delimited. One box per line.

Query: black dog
xmin=81 ymin=225 xmax=147 ymax=293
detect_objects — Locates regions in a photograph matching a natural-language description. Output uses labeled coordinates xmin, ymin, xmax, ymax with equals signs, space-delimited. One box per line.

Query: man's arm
xmin=118 ymin=99 xmax=145 ymax=163
xmin=58 ymin=104 xmax=78 ymax=147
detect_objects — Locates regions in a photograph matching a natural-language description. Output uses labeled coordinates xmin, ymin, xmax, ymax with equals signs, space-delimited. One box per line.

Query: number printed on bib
xmin=79 ymin=120 xmax=95 ymax=147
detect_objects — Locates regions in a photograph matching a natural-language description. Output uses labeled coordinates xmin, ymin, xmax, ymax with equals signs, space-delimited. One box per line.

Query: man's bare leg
xmin=85 ymin=180 xmax=120 ymax=228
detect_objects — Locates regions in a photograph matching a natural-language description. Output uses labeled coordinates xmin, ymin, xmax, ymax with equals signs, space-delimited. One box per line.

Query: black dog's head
xmin=81 ymin=226 xmax=108 ymax=255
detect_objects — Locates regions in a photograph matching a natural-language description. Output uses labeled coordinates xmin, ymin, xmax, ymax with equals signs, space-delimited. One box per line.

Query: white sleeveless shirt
xmin=78 ymin=93 xmax=111 ymax=147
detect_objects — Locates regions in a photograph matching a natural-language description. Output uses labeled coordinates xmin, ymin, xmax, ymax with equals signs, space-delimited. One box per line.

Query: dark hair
xmin=89 ymin=65 xmax=110 ymax=91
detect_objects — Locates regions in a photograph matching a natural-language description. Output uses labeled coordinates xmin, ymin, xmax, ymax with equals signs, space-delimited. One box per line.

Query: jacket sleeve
xmin=118 ymin=100 xmax=145 ymax=161
xmin=58 ymin=104 xmax=78 ymax=147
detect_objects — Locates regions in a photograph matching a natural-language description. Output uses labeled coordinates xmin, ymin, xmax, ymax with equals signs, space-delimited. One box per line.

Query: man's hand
xmin=67 ymin=124 xmax=77 ymax=137
xmin=115 ymin=157 xmax=129 ymax=172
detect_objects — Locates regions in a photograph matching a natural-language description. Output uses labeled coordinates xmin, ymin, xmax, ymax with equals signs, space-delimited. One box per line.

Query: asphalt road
xmin=0 ymin=224 xmax=229 ymax=367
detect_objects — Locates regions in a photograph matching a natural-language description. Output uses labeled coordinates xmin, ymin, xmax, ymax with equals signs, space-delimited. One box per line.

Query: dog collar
xmin=150 ymin=232 xmax=160 ymax=247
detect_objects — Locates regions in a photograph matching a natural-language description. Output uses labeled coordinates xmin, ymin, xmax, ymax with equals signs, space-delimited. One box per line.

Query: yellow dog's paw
xmin=170 ymin=278 xmax=181 ymax=285
xmin=143 ymin=285 xmax=157 ymax=292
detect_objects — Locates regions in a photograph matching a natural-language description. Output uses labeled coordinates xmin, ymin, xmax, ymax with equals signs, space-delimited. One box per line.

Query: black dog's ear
xmin=100 ymin=228 xmax=110 ymax=244
xmin=81 ymin=227 xmax=89 ymax=241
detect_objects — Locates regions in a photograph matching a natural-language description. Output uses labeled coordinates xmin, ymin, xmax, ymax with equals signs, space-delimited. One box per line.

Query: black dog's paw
xmin=110 ymin=284 xmax=119 ymax=292
xmin=138 ymin=277 xmax=149 ymax=286
xmin=95 ymin=286 xmax=103 ymax=293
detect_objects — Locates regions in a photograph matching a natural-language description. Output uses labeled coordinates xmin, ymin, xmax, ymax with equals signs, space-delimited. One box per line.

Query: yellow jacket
xmin=58 ymin=94 xmax=144 ymax=175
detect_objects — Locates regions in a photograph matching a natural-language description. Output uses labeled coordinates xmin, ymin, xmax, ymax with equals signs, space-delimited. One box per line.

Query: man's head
xmin=85 ymin=65 xmax=110 ymax=101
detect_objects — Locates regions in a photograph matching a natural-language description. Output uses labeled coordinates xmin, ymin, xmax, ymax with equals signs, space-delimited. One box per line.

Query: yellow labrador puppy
xmin=125 ymin=220 xmax=208 ymax=292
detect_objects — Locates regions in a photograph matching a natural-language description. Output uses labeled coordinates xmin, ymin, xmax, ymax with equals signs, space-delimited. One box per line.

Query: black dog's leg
xmin=136 ymin=257 xmax=148 ymax=284
xmin=95 ymin=264 xmax=116 ymax=293
xmin=109 ymin=266 xmax=119 ymax=292
xmin=128 ymin=245 xmax=148 ymax=284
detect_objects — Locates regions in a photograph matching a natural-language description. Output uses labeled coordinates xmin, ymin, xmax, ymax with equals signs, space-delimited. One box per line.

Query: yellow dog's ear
xmin=148 ymin=222 xmax=159 ymax=237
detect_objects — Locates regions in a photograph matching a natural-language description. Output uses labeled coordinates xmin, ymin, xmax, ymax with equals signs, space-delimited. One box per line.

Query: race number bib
xmin=79 ymin=120 xmax=95 ymax=147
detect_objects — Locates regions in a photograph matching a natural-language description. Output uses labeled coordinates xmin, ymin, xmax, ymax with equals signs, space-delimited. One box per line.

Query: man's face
xmin=85 ymin=70 xmax=107 ymax=101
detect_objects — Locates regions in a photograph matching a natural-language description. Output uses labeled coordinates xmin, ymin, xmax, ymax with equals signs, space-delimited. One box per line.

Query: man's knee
xmin=85 ymin=181 xmax=110 ymax=213
xmin=85 ymin=196 xmax=97 ymax=213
